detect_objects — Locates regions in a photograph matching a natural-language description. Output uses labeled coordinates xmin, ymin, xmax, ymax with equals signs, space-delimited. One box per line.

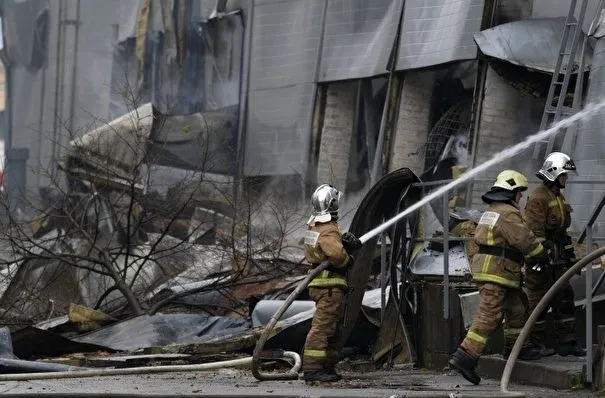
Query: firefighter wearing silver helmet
xmin=524 ymin=152 xmax=585 ymax=357
xmin=302 ymin=184 xmax=361 ymax=383
xmin=449 ymin=170 xmax=549 ymax=385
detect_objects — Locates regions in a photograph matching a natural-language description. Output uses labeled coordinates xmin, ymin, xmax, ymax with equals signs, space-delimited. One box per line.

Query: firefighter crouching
xmin=302 ymin=184 xmax=362 ymax=383
xmin=449 ymin=170 xmax=550 ymax=385
xmin=524 ymin=152 xmax=585 ymax=357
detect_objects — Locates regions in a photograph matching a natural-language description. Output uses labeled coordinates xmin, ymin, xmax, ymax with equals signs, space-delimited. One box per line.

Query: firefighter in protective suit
xmin=302 ymin=184 xmax=362 ymax=383
xmin=524 ymin=152 xmax=585 ymax=357
xmin=449 ymin=170 xmax=549 ymax=385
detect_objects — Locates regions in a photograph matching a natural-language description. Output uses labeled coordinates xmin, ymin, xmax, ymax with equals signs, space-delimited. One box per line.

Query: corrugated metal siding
xmin=244 ymin=0 xmax=323 ymax=176
xmin=318 ymin=0 xmax=403 ymax=82
xmin=396 ymin=0 xmax=484 ymax=70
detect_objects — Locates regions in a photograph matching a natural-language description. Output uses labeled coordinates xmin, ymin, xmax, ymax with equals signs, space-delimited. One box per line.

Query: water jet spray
xmin=251 ymin=99 xmax=605 ymax=382
xmin=358 ymin=99 xmax=605 ymax=244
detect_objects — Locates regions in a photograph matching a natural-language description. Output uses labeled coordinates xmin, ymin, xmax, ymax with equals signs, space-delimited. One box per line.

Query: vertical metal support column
xmin=586 ymin=225 xmax=594 ymax=384
xmin=234 ymin=2 xmax=254 ymax=203
xmin=443 ymin=193 xmax=450 ymax=319
xmin=4 ymin=148 xmax=30 ymax=212
xmin=380 ymin=231 xmax=387 ymax=322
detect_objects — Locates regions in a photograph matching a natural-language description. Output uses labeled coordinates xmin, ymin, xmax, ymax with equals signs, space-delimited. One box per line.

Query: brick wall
xmin=316 ymin=81 xmax=357 ymax=192
xmin=471 ymin=66 xmax=522 ymax=207
xmin=389 ymin=70 xmax=436 ymax=175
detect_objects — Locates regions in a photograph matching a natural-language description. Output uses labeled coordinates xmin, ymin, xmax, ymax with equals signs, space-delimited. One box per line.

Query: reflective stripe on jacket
xmin=471 ymin=202 xmax=544 ymax=288
xmin=524 ymin=183 xmax=572 ymax=259
xmin=304 ymin=220 xmax=349 ymax=288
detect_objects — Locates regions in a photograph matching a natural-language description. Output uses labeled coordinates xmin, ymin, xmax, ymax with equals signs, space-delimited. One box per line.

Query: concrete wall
xmin=389 ymin=71 xmax=436 ymax=176
xmin=8 ymin=0 xmax=125 ymax=193
xmin=316 ymin=81 xmax=357 ymax=192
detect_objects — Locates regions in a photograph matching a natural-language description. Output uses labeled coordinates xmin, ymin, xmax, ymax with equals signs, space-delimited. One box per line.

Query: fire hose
xmin=0 ymin=352 xmax=301 ymax=381
xmin=2 ymin=202 xmax=597 ymax=390
xmin=252 ymin=229 xmax=605 ymax=391
xmin=500 ymin=245 xmax=605 ymax=394
xmin=251 ymin=229 xmax=378 ymax=380
xmin=251 ymin=260 xmax=330 ymax=380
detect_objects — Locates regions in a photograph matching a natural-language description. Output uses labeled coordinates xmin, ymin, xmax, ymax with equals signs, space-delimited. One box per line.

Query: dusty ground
xmin=0 ymin=368 xmax=598 ymax=397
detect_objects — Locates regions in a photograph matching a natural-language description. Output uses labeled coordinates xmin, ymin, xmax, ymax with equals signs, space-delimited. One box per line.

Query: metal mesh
xmin=423 ymin=100 xmax=472 ymax=171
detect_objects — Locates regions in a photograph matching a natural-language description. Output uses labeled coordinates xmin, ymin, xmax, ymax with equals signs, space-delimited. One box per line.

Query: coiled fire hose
xmin=500 ymin=246 xmax=605 ymax=394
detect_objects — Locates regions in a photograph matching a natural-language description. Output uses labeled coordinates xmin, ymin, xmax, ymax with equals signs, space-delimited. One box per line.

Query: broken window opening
xmin=346 ymin=77 xmax=388 ymax=195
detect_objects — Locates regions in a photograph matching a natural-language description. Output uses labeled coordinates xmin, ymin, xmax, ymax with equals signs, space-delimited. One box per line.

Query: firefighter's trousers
xmin=525 ymin=267 xmax=576 ymax=345
xmin=461 ymin=282 xmax=528 ymax=359
xmin=302 ymin=286 xmax=345 ymax=372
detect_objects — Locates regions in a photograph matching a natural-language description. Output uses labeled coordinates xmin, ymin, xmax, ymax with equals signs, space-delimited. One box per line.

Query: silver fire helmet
xmin=536 ymin=152 xmax=577 ymax=182
xmin=311 ymin=184 xmax=342 ymax=217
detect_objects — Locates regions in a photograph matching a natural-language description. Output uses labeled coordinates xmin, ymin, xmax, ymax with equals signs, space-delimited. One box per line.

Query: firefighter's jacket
xmin=471 ymin=202 xmax=545 ymax=289
xmin=524 ymin=184 xmax=572 ymax=260
xmin=304 ymin=220 xmax=350 ymax=289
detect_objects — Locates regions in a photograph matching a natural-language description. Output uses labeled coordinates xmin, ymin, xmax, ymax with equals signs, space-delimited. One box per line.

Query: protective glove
xmin=541 ymin=240 xmax=555 ymax=259
xmin=561 ymin=235 xmax=576 ymax=262
xmin=529 ymin=262 xmax=549 ymax=273
xmin=342 ymin=232 xmax=362 ymax=254
xmin=526 ymin=244 xmax=551 ymax=273
xmin=329 ymin=255 xmax=355 ymax=277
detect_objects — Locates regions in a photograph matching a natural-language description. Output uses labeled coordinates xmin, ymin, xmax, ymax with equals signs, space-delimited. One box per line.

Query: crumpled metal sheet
xmin=251 ymin=300 xmax=315 ymax=328
xmin=146 ymin=106 xmax=239 ymax=174
xmin=67 ymin=103 xmax=154 ymax=189
xmin=11 ymin=326 xmax=115 ymax=360
xmin=251 ymin=286 xmax=390 ymax=328
xmin=409 ymin=245 xmax=472 ymax=278
xmin=73 ymin=314 xmax=250 ymax=352
xmin=474 ymin=17 xmax=593 ymax=73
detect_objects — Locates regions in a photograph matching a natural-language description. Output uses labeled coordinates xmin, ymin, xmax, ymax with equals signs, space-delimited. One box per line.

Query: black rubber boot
xmin=448 ymin=347 xmax=481 ymax=385
xmin=304 ymin=370 xmax=341 ymax=383
xmin=503 ymin=344 xmax=542 ymax=361
xmin=556 ymin=342 xmax=586 ymax=357
xmin=530 ymin=339 xmax=555 ymax=357
xmin=325 ymin=368 xmax=342 ymax=379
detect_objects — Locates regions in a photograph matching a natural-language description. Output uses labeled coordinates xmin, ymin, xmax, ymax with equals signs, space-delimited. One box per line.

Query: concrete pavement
xmin=0 ymin=367 xmax=597 ymax=397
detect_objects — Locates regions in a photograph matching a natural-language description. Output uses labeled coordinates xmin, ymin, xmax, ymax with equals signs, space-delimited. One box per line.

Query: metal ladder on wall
xmin=533 ymin=0 xmax=590 ymax=160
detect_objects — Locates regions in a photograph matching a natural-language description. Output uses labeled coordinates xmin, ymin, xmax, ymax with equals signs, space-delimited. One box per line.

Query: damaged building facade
xmin=2 ymin=0 xmax=605 ymax=386
xmin=2 ymin=0 xmax=605 ymax=236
